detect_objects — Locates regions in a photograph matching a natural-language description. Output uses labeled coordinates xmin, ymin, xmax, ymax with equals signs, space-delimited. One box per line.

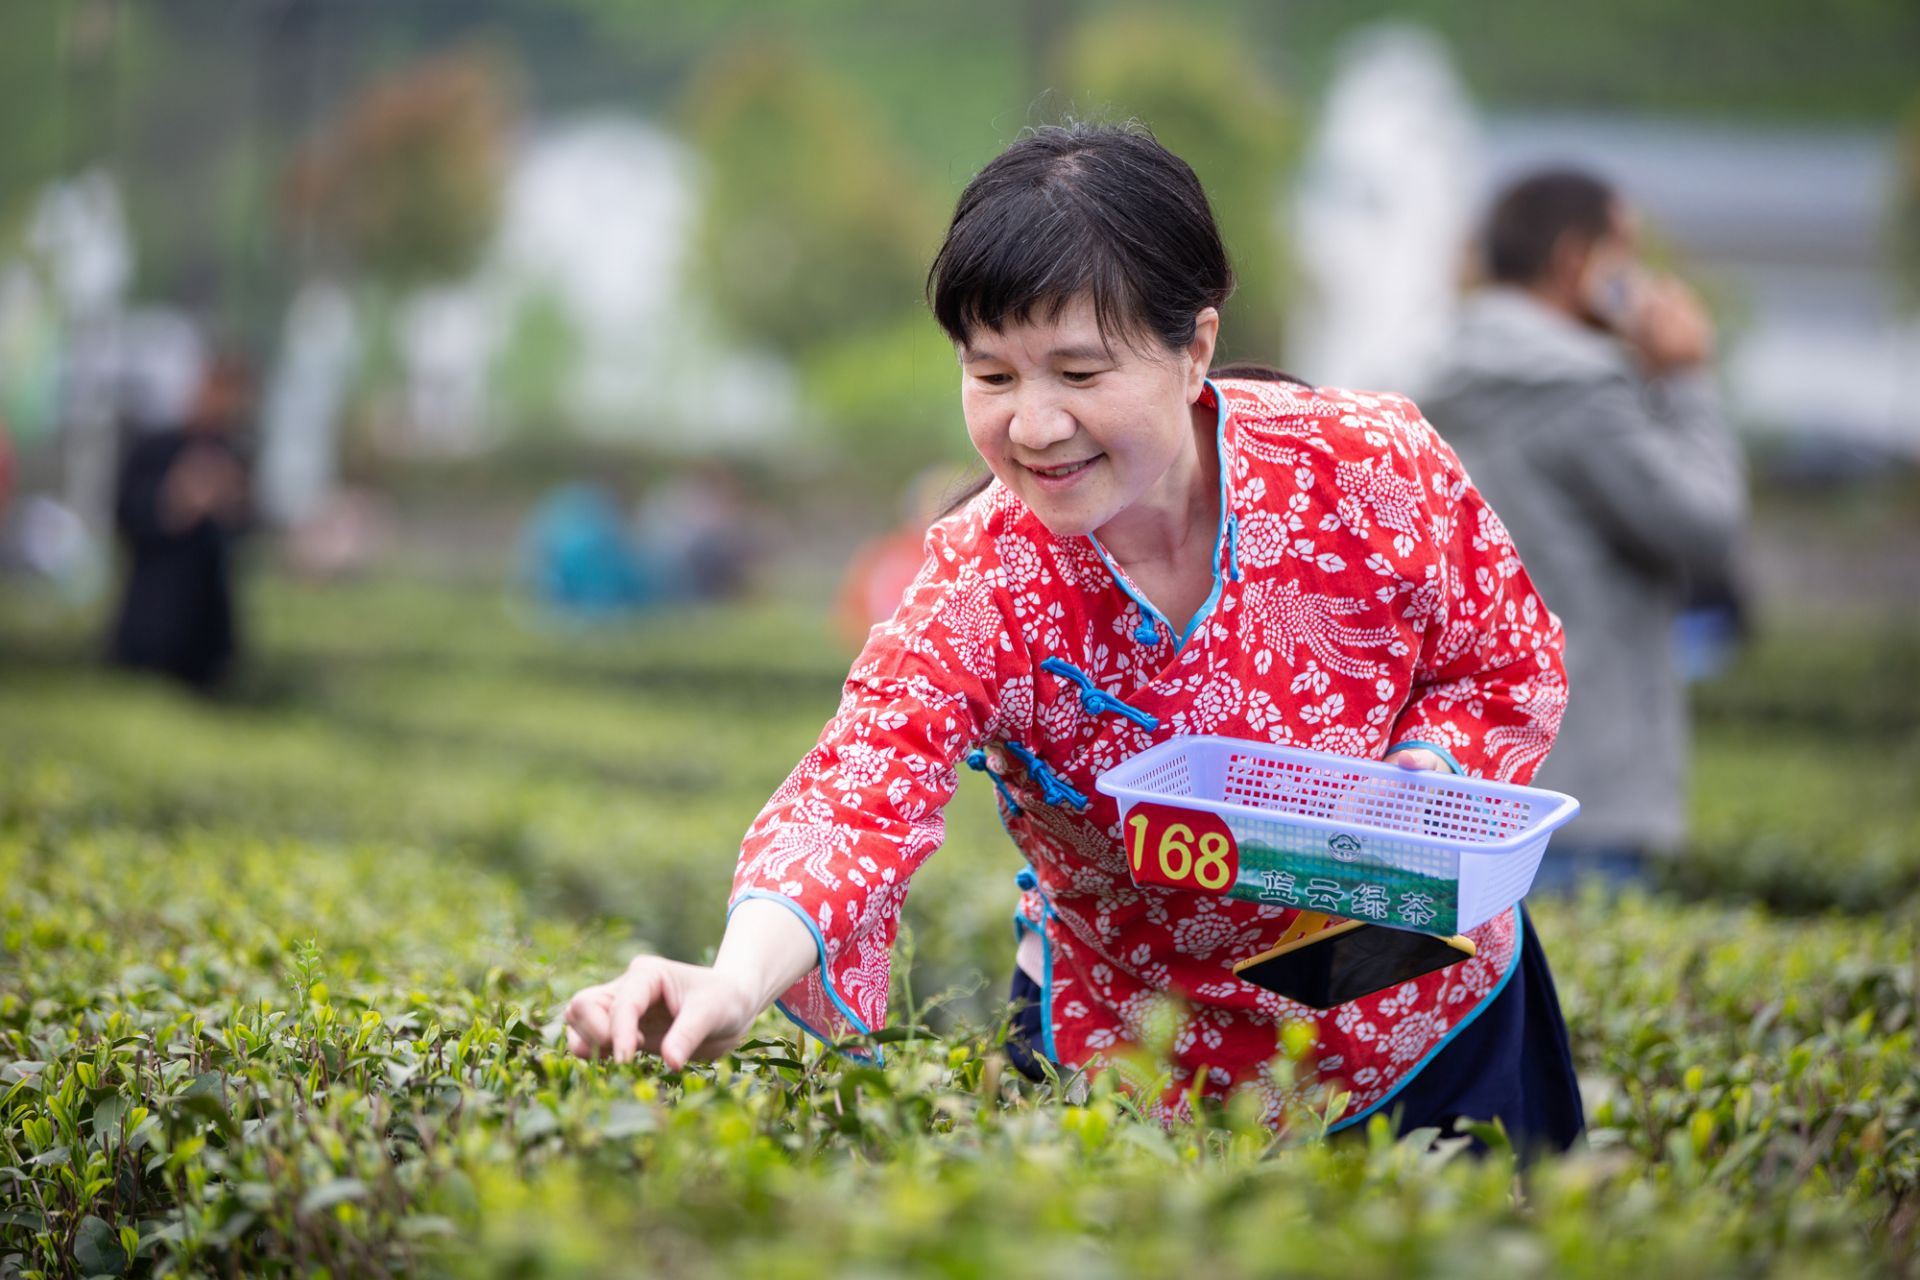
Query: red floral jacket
xmin=730 ymin=377 xmax=1568 ymax=1128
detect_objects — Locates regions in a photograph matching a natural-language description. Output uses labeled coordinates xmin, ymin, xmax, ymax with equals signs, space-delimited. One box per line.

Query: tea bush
xmin=2 ymin=579 xmax=1916 ymax=1277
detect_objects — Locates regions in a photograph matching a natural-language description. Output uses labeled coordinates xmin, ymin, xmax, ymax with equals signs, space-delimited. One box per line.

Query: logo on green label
xmin=1327 ymin=833 xmax=1363 ymax=861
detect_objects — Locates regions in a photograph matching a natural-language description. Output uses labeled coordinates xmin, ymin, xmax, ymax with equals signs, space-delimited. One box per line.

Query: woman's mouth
xmin=1025 ymin=456 xmax=1100 ymax=488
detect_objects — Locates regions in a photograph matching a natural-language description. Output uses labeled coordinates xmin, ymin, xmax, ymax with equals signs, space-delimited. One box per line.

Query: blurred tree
xmin=798 ymin=313 xmax=976 ymax=479
xmin=288 ymin=44 xmax=518 ymax=289
xmin=278 ymin=44 xmax=520 ymax=464
xmin=1060 ymin=12 xmax=1298 ymax=364
xmin=678 ymin=39 xmax=957 ymax=484
xmin=677 ymin=39 xmax=940 ymax=360
xmin=0 ymin=0 xmax=81 ymax=237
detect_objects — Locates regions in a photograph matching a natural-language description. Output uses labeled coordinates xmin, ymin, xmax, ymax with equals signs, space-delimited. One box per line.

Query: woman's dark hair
xmin=928 ymin=122 xmax=1305 ymax=516
xmin=1483 ymin=168 xmax=1619 ymax=285
xmin=928 ymin=121 xmax=1233 ymax=357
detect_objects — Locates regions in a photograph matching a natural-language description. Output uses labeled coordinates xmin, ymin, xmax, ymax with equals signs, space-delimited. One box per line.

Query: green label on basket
xmin=1221 ymin=838 xmax=1460 ymax=935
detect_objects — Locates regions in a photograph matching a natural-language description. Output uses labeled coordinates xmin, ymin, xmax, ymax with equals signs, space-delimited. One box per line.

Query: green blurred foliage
xmin=1272 ymin=0 xmax=1920 ymax=122
xmin=0 ymin=0 xmax=67 ymax=236
xmin=1 ymin=576 xmax=1918 ymax=1276
xmin=289 ymin=44 xmax=519 ymax=289
xmin=677 ymin=39 xmax=954 ymax=480
xmin=1676 ymin=619 xmax=1920 ymax=912
xmin=490 ymin=287 xmax=583 ymax=440
xmin=677 ymin=40 xmax=940 ymax=361
xmin=1061 ymin=12 xmax=1299 ymax=364
xmin=6 ymin=0 xmax=1915 ymax=331
xmin=797 ymin=314 xmax=975 ymax=480
xmin=551 ymin=0 xmax=1920 ymax=126
xmin=6 ymin=0 xmax=1913 ymax=482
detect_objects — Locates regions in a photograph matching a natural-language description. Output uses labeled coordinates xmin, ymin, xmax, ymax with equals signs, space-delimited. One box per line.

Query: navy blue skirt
xmin=1005 ymin=907 xmax=1585 ymax=1155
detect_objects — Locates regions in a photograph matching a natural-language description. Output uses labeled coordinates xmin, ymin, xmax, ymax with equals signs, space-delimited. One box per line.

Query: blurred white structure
xmin=260 ymin=280 xmax=358 ymax=526
xmin=3 ymin=172 xmax=210 ymax=588
xmin=387 ymin=114 xmax=796 ymax=454
xmin=29 ymin=170 xmax=132 ymax=318
xmin=29 ymin=169 xmax=133 ymax=540
xmin=395 ymin=282 xmax=495 ymax=454
xmin=491 ymin=116 xmax=697 ymax=431
xmin=254 ymin=115 xmax=799 ymax=531
xmin=115 ymin=308 xmax=206 ymax=431
xmin=1288 ymin=24 xmax=1481 ymax=394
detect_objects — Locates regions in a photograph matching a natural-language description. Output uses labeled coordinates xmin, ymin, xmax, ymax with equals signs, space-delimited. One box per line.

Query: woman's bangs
xmin=933 ymin=200 xmax=1149 ymax=353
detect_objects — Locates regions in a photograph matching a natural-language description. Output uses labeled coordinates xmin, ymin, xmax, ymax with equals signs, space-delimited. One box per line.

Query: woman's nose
xmin=1007 ymin=391 xmax=1076 ymax=452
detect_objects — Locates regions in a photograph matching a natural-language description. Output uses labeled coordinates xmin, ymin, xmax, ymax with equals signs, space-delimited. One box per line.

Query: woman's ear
xmin=1187 ymin=307 xmax=1220 ymax=399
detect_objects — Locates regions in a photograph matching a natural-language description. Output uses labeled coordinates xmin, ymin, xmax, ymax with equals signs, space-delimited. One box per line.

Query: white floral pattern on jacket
xmin=731 ymin=378 xmax=1567 ymax=1127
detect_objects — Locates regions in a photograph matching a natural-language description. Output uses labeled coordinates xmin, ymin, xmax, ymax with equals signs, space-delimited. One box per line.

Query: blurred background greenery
xmin=0 ymin=0 xmax=1914 ymax=911
xmin=2 ymin=0 xmax=1918 ymax=526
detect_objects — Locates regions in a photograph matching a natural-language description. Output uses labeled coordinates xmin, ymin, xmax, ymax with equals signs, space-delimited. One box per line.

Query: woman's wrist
xmin=714 ymin=897 xmax=822 ymax=1014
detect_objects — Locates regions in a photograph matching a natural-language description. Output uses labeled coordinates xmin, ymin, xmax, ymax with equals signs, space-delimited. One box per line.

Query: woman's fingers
xmin=659 ymin=989 xmax=741 ymax=1072
xmin=609 ymin=963 xmax=672 ymax=1064
xmin=1386 ymin=748 xmax=1446 ymax=773
xmin=563 ymin=962 xmax=755 ymax=1069
xmin=635 ymin=997 xmax=678 ymax=1060
xmin=563 ymin=985 xmax=615 ymax=1058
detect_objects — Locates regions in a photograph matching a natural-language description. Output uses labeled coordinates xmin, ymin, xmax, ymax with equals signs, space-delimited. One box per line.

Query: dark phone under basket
xmin=1232 ymin=914 xmax=1478 ymax=1009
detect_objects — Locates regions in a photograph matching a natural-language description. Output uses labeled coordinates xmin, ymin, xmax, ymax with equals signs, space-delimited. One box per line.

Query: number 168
xmin=1124 ymin=803 xmax=1239 ymax=895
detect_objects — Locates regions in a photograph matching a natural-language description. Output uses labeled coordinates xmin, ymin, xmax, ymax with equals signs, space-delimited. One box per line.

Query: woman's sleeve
xmin=728 ymin=516 xmax=1014 ymax=1050
xmin=1385 ymin=401 xmax=1569 ymax=785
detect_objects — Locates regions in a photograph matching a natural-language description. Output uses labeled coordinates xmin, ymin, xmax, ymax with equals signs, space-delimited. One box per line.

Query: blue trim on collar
xmin=1085 ymin=376 xmax=1235 ymax=650
xmin=1084 ymin=535 xmax=1169 ymax=645
xmin=1324 ymin=907 xmax=1524 ymax=1135
xmin=728 ymin=889 xmax=882 ymax=1064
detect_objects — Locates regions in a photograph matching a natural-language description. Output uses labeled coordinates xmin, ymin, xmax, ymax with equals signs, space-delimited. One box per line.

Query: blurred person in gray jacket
xmin=1417 ymin=169 xmax=1747 ymax=891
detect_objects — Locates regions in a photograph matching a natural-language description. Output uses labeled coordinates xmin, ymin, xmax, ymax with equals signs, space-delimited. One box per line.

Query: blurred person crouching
xmin=834 ymin=465 xmax=973 ymax=649
xmin=107 ymin=354 xmax=254 ymax=694
xmin=1418 ymin=169 xmax=1747 ymax=894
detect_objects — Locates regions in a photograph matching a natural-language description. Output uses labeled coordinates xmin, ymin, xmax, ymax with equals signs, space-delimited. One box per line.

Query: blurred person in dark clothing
xmin=108 ymin=355 xmax=253 ymax=693
xmin=1417 ymin=169 xmax=1747 ymax=893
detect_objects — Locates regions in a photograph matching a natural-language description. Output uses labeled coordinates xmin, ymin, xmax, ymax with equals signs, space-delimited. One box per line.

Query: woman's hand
xmin=564 ymin=959 xmax=762 ymax=1069
xmin=1384 ymin=747 xmax=1447 ymax=773
xmin=562 ymin=897 xmax=819 ymax=1070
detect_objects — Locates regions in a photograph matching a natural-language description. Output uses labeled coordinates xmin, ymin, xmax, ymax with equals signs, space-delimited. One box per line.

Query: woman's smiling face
xmin=957 ymin=294 xmax=1219 ymax=541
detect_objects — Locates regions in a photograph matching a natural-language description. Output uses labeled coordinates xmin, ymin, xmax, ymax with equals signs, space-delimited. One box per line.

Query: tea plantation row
xmin=2 ymin=578 xmax=1916 ymax=1276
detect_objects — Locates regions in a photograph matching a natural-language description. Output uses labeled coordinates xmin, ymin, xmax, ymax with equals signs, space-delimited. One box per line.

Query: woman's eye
xmin=1062 ymin=370 xmax=1101 ymax=383
xmin=975 ymin=373 xmax=1012 ymax=386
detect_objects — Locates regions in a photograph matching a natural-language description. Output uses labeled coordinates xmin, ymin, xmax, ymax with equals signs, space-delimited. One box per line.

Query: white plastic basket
xmin=1094 ymin=736 xmax=1580 ymax=935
